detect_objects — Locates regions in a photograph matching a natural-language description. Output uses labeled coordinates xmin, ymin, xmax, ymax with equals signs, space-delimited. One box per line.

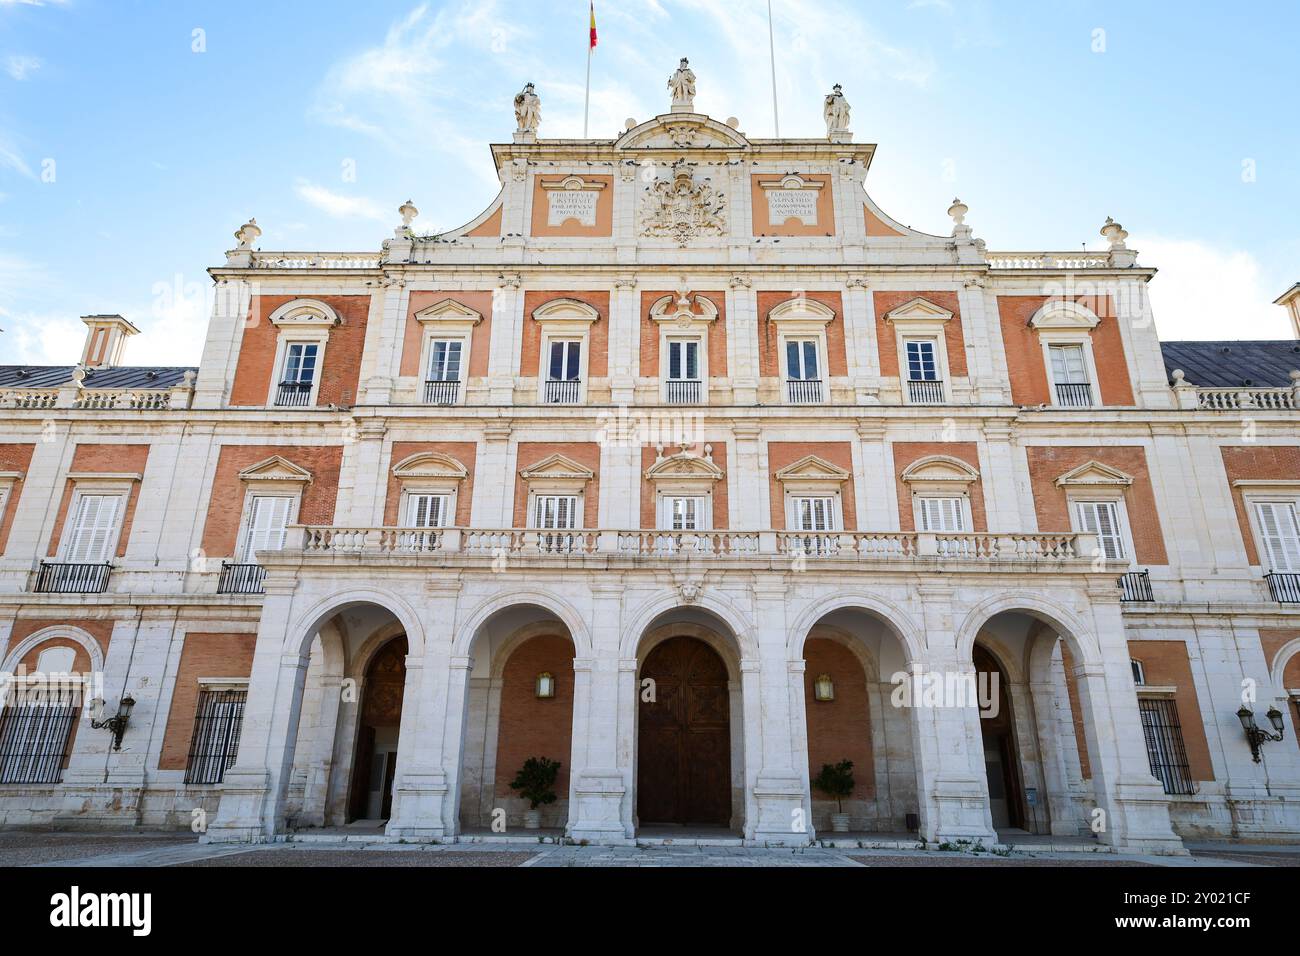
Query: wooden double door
xmin=637 ymin=636 xmax=732 ymax=827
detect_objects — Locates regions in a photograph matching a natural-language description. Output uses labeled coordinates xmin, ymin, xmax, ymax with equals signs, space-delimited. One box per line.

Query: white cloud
xmin=293 ymin=178 xmax=388 ymax=222
xmin=5 ymin=55 xmax=41 ymax=80
xmin=0 ymin=0 xmax=68 ymax=6
xmin=1142 ymin=237 xmax=1292 ymax=340
xmin=0 ymin=135 xmax=33 ymax=179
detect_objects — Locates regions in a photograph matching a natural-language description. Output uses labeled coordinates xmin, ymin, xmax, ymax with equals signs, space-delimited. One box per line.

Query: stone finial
xmin=625 ymin=117 xmax=637 ymax=131
xmin=1171 ymin=368 xmax=1186 ymax=386
xmin=396 ymin=199 xmax=419 ymax=238
xmin=1101 ymin=216 xmax=1129 ymax=250
xmin=234 ymin=218 xmax=261 ymax=249
xmin=668 ymin=57 xmax=696 ymax=113
xmin=824 ymin=84 xmax=851 ymax=141
xmin=514 ymin=82 xmax=541 ymax=140
xmin=948 ymin=198 xmax=973 ymax=241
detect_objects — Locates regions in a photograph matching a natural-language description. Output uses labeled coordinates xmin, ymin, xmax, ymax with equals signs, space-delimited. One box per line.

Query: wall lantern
xmin=1237 ymin=705 xmax=1285 ymax=763
xmin=814 ymin=674 xmax=835 ymax=702
xmin=90 ymin=694 xmax=136 ymax=750
xmin=535 ymin=672 xmax=556 ymax=699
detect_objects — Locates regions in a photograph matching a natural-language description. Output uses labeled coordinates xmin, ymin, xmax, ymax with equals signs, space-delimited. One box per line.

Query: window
xmin=277 ymin=343 xmax=318 ymax=407
xmin=916 ymin=496 xmax=966 ymax=533
xmin=64 ymin=494 xmax=122 ymax=563
xmin=428 ymin=340 xmax=463 ymax=382
xmin=786 ymin=340 xmax=819 ymax=381
xmin=240 ymin=496 xmax=293 ymax=564
xmin=0 ymin=684 xmax=78 ymax=784
xmin=667 ymin=339 xmax=700 ymax=382
xmin=788 ymin=495 xmax=838 ymax=556
xmin=545 ymin=340 xmax=583 ymax=404
xmin=533 ymin=494 xmax=579 ymax=553
xmin=1254 ymin=501 xmax=1300 ymax=571
xmin=1137 ymin=697 xmax=1195 ymax=796
xmin=1131 ymin=659 xmax=1146 ymax=686
xmin=665 ymin=496 xmax=704 ymax=531
xmin=906 ymin=340 xmax=938 ymax=382
xmin=1074 ymin=500 xmax=1126 ymax=561
xmin=1049 ymin=344 xmax=1093 ymax=407
xmin=184 ymin=687 xmax=248 ymax=785
xmin=402 ymin=493 xmax=448 ymax=552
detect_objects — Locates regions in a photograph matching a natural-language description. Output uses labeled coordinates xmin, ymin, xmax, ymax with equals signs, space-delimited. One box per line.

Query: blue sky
xmin=1 ymin=0 xmax=1297 ymax=366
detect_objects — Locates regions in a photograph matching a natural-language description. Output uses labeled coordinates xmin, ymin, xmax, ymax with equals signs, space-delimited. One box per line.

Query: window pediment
xmin=1054 ymin=460 xmax=1134 ymax=488
xmin=391 ymin=452 xmax=469 ymax=482
xmin=268 ymin=299 xmax=341 ymax=329
xmin=66 ymin=472 xmax=143 ymax=483
xmin=649 ymin=292 xmax=719 ymax=327
xmin=414 ymin=298 xmax=483 ymax=328
xmin=901 ymin=455 xmax=980 ymax=486
xmin=1029 ymin=299 xmax=1100 ymax=331
xmin=769 ymin=297 xmax=836 ymax=328
xmin=644 ymin=446 xmax=724 ymax=482
xmin=885 ymin=297 xmax=953 ymax=324
xmin=237 ymin=456 xmax=313 ymax=484
xmin=776 ymin=455 xmax=850 ymax=484
xmin=520 ymin=454 xmax=594 ymax=483
xmin=532 ymin=298 xmax=600 ymax=328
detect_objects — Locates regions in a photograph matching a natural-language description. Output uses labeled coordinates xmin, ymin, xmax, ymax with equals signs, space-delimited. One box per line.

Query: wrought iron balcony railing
xmin=217 ymin=563 xmax=267 ymax=595
xmin=786 ymin=379 xmax=823 ymax=404
xmin=907 ymin=379 xmax=945 ymax=405
xmin=1054 ymin=382 xmax=1094 ymax=407
xmin=275 ymin=382 xmax=313 ymax=407
xmin=33 ymin=561 xmax=111 ymax=594
xmin=664 ymin=379 xmax=702 ymax=404
xmin=423 ymin=380 xmax=461 ymax=405
xmin=1118 ymin=570 xmax=1154 ymax=602
xmin=544 ymin=380 xmax=581 ymax=405
xmin=1265 ymin=572 xmax=1300 ymax=604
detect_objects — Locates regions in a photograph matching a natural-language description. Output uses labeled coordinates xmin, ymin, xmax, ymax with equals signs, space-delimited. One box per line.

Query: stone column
xmin=359 ymin=279 xmax=405 ymax=404
xmin=193 ymin=277 xmax=254 ymax=409
xmin=730 ymin=423 xmax=767 ymax=530
xmin=336 ymin=418 xmax=388 ymax=527
xmin=488 ymin=274 xmax=524 ymax=404
xmin=843 ymin=277 xmax=881 ymax=404
xmin=470 ymin=422 xmax=513 ymax=528
xmin=609 ymin=277 xmax=638 ymax=404
xmin=957 ymin=278 xmax=1006 ymax=404
xmin=980 ymin=420 xmax=1026 ymax=533
xmin=726 ymin=277 xmax=759 ymax=405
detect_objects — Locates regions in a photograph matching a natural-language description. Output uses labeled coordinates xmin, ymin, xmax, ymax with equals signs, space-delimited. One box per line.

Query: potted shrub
xmin=510 ymin=756 xmax=561 ymax=829
xmin=812 ymin=759 xmax=855 ymax=833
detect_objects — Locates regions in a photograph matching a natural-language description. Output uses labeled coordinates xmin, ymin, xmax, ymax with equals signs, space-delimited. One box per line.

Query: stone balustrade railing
xmin=986 ymin=251 xmax=1114 ymax=270
xmin=251 ymin=252 xmax=382 ymax=270
xmin=291 ymin=526 xmax=1099 ymax=565
xmin=1191 ymin=387 xmax=1298 ymax=411
xmin=0 ymin=385 xmax=192 ymax=410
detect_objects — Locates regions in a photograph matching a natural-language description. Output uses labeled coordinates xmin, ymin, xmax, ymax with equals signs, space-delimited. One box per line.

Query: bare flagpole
xmin=767 ymin=0 xmax=780 ymax=136
xmin=584 ymin=2 xmax=595 ymax=137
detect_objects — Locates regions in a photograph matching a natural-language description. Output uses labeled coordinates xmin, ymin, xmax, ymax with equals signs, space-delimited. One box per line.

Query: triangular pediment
xmin=1054 ymin=460 xmax=1134 ymax=487
xmin=237 ymin=456 xmax=313 ymax=483
xmin=519 ymin=453 xmax=595 ymax=482
xmin=414 ymin=298 xmax=483 ymax=326
xmin=885 ymin=297 xmax=953 ymax=323
xmin=391 ymin=452 xmax=469 ymax=481
xmin=776 ymin=455 xmax=850 ymax=483
xmin=644 ymin=450 xmax=724 ymax=482
xmin=901 ymin=455 xmax=980 ymax=485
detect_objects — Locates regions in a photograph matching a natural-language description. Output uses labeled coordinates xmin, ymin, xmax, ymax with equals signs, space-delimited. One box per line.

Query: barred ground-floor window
xmin=1138 ymin=696 xmax=1195 ymax=795
xmin=0 ymin=688 xmax=79 ymax=784
xmin=184 ymin=687 xmax=248 ymax=785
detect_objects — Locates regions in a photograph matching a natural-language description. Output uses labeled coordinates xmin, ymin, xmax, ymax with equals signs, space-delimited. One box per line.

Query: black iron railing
xmin=1055 ymin=382 xmax=1094 ymax=407
xmin=1119 ymin=570 xmax=1154 ymax=602
xmin=33 ymin=562 xmax=111 ymax=594
xmin=544 ymin=380 xmax=581 ymax=404
xmin=1266 ymin=572 xmax=1300 ymax=604
xmin=907 ymin=379 xmax=945 ymax=405
xmin=0 ymin=692 xmax=78 ymax=784
xmin=275 ymin=381 xmax=313 ymax=407
xmin=184 ymin=689 xmax=247 ymax=785
xmin=218 ymin=563 xmax=266 ymax=595
xmin=786 ymin=379 xmax=824 ymax=404
xmin=1138 ymin=697 xmax=1195 ymax=795
xmin=424 ymin=380 xmax=461 ymax=405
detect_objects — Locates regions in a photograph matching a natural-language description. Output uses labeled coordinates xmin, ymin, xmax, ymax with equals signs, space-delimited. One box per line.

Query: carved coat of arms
xmin=641 ymin=166 xmax=726 ymax=247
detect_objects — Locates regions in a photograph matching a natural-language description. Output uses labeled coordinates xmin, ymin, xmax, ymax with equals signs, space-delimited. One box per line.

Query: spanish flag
xmin=590 ymin=2 xmax=598 ymax=50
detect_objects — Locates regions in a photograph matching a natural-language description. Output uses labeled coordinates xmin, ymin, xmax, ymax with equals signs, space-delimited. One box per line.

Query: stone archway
xmin=973 ymin=644 xmax=1025 ymax=830
xmin=347 ymin=636 xmax=407 ymax=822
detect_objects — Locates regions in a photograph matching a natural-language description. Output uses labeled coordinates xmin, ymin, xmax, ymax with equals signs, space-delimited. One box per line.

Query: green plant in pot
xmin=812 ymin=759 xmax=855 ymax=833
xmin=510 ymin=756 xmax=561 ymax=829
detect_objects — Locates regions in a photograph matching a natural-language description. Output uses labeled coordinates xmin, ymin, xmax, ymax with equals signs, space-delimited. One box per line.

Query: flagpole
xmin=767 ymin=0 xmax=780 ymax=137
xmin=584 ymin=43 xmax=592 ymax=138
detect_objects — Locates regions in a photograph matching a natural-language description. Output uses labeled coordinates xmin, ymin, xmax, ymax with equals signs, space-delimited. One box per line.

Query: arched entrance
xmin=973 ymin=644 xmax=1024 ymax=830
xmin=638 ymin=636 xmax=731 ymax=827
xmin=348 ymin=636 xmax=407 ymax=822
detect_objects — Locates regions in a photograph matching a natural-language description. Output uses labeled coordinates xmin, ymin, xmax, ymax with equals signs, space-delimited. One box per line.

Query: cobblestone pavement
xmin=0 ymin=832 xmax=1295 ymax=867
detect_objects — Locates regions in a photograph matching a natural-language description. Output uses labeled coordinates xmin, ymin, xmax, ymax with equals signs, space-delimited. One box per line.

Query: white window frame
xmin=425 ymin=338 xmax=466 ymax=384
xmin=413 ymin=298 xmax=483 ymax=407
xmin=265 ymin=300 xmax=340 ymax=408
xmin=237 ymin=493 xmax=298 ymax=564
xmin=658 ymin=494 xmax=711 ymax=532
xmin=1041 ymin=334 xmax=1101 ymax=408
xmin=787 ymin=494 xmax=840 ymax=533
xmin=59 ymin=478 xmax=135 ymax=563
xmin=402 ymin=490 xmax=454 ymax=529
xmin=1246 ymin=497 xmax=1300 ymax=572
xmin=650 ymin=293 xmax=717 ymax=405
xmin=884 ymin=298 xmax=955 ymax=406
xmin=769 ymin=297 xmax=835 ymax=406
xmin=1068 ymin=495 xmax=1136 ymax=566
xmin=665 ymin=336 xmax=704 ymax=383
xmin=913 ymin=494 xmax=970 ymax=533
xmin=532 ymin=299 xmax=599 ymax=405
xmin=529 ymin=493 xmax=583 ymax=531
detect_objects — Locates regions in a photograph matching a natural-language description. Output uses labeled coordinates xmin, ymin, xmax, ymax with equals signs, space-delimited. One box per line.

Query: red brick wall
xmin=47 ymin=444 xmax=151 ymax=558
xmin=512 ymin=443 xmax=601 ymax=528
xmin=6 ymin=618 xmax=113 ymax=672
xmin=398 ymin=291 xmax=494 ymax=378
xmin=1220 ymin=446 xmax=1300 ymax=566
xmin=639 ymin=443 xmax=729 ymax=530
xmin=383 ymin=442 xmax=478 ymax=527
xmin=804 ymin=638 xmax=874 ymax=798
xmin=997 ymin=295 xmax=1134 ymax=406
xmin=1260 ymin=628 xmax=1300 ymax=674
xmin=520 ymin=291 xmax=609 ymax=378
xmin=1128 ymin=640 xmax=1215 ymax=781
xmin=158 ymin=632 xmax=257 ymax=771
xmin=229 ymin=294 xmax=372 ymax=407
xmin=766 ymin=441 xmax=857 ymax=530
xmin=873 ymin=291 xmax=969 ymax=378
xmin=1025 ymin=445 xmax=1169 ymax=564
xmin=493 ymin=635 xmax=574 ymax=799
xmin=638 ymin=291 xmax=728 ymax=378
xmin=1060 ymin=640 xmax=1090 ymax=780
xmin=757 ymin=291 xmax=847 ymax=378
xmin=891 ymin=442 xmax=987 ymax=532
xmin=199 ymin=445 xmax=343 ymax=556
xmin=0 ymin=443 xmax=35 ymax=554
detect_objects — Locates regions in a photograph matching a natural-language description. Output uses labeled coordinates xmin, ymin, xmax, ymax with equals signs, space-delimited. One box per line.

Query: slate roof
xmin=1160 ymin=341 xmax=1300 ymax=388
xmin=0 ymin=366 xmax=197 ymax=389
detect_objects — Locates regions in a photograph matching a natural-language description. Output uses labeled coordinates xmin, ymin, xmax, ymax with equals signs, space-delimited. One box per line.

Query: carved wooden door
xmin=638 ymin=636 xmax=731 ymax=826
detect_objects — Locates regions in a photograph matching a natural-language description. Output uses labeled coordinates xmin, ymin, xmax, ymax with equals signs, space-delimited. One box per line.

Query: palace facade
xmin=3 ymin=73 xmax=1300 ymax=853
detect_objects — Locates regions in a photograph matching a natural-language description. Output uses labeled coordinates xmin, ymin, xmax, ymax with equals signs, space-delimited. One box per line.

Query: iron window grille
xmin=1137 ymin=696 xmax=1195 ymax=796
xmin=0 ymin=688 xmax=78 ymax=784
xmin=184 ymin=688 xmax=248 ymax=785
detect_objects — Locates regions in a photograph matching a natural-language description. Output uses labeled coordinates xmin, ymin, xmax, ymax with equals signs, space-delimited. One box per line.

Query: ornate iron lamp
xmin=1237 ymin=705 xmax=1285 ymax=762
xmin=814 ymin=674 xmax=835 ymax=702
xmin=535 ymin=672 xmax=555 ymax=699
xmin=89 ymin=694 xmax=136 ymax=750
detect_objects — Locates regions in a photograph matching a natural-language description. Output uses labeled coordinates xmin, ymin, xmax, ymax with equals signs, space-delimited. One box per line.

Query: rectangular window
xmin=665 ymin=496 xmax=704 ymax=531
xmin=791 ymin=496 xmax=836 ymax=533
xmin=533 ymin=495 xmax=578 ymax=530
xmin=406 ymin=493 xmax=449 ymax=529
xmin=1137 ymin=697 xmax=1195 ymax=796
xmin=282 ymin=343 xmax=318 ymax=384
xmin=241 ymin=496 xmax=293 ymax=563
xmin=0 ymin=686 xmax=78 ymax=784
xmin=905 ymin=340 xmax=938 ymax=382
xmin=184 ymin=688 xmax=248 ymax=785
xmin=548 ymin=340 xmax=582 ymax=381
xmin=667 ymin=340 xmax=700 ymax=381
xmin=65 ymin=494 xmax=122 ymax=563
xmin=1049 ymin=344 xmax=1089 ymax=384
xmin=917 ymin=496 xmax=966 ymax=533
xmin=1074 ymin=500 xmax=1126 ymax=561
xmin=785 ymin=340 xmax=819 ymax=381
xmin=1255 ymin=501 xmax=1300 ymax=571
xmin=428 ymin=340 xmax=463 ymax=382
